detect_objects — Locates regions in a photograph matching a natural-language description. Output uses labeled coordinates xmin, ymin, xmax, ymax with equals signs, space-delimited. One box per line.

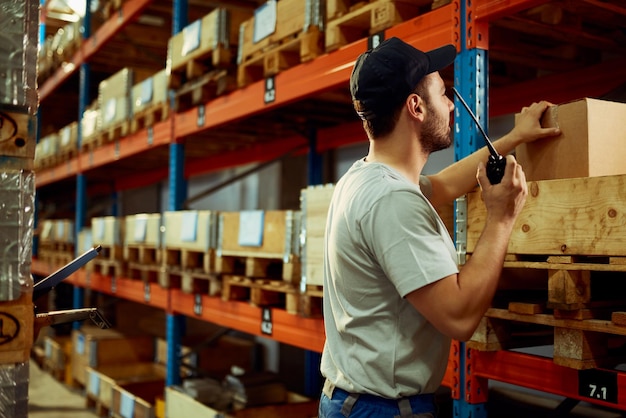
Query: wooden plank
xmin=467 ymin=174 xmax=626 ymax=257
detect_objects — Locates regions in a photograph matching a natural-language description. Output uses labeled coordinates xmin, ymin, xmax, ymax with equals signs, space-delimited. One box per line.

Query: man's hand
xmin=477 ymin=154 xmax=528 ymax=226
xmin=511 ymin=101 xmax=561 ymax=144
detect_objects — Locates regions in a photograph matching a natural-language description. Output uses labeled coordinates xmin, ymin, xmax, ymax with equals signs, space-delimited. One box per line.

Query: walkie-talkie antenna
xmin=452 ymin=87 xmax=506 ymax=184
xmin=452 ymin=88 xmax=499 ymax=158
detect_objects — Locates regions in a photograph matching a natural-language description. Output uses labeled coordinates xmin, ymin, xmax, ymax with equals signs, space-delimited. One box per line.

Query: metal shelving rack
xmin=33 ymin=0 xmax=626 ymax=415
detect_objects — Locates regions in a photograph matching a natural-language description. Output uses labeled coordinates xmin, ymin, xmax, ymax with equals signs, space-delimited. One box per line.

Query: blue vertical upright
xmin=165 ymin=0 xmax=189 ymax=388
xmin=73 ymin=0 xmax=92 ymax=321
xmin=453 ymin=0 xmax=489 ymax=416
xmin=453 ymin=0 xmax=489 ymax=418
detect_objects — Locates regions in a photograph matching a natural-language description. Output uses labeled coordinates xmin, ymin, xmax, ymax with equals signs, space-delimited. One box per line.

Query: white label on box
xmin=87 ymin=371 xmax=100 ymax=396
xmin=134 ymin=216 xmax=148 ymax=243
xmin=182 ymin=20 xmax=202 ymax=56
xmin=76 ymin=334 xmax=85 ymax=355
xmin=104 ymin=98 xmax=117 ymax=124
xmin=55 ymin=221 xmax=65 ymax=240
xmin=253 ymin=0 xmax=277 ymax=44
xmin=120 ymin=392 xmax=135 ymax=418
xmin=181 ymin=211 xmax=199 ymax=242
xmin=61 ymin=127 xmax=71 ymax=146
xmin=94 ymin=218 xmax=104 ymax=241
xmin=139 ymin=77 xmax=154 ymax=106
xmin=45 ymin=339 xmax=52 ymax=358
xmin=238 ymin=210 xmax=264 ymax=247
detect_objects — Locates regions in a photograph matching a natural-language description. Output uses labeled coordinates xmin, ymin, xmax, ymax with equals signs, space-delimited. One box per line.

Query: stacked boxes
xmin=167 ymin=8 xmax=252 ymax=81
xmin=236 ymin=0 xmax=324 ymax=87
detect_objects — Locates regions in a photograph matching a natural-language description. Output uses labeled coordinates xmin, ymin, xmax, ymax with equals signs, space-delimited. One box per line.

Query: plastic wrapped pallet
xmin=0 ymin=1 xmax=39 ymax=416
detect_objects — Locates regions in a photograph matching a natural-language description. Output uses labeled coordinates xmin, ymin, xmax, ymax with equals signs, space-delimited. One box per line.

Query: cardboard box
xmin=58 ymin=121 xmax=78 ymax=155
xmin=167 ymin=8 xmax=251 ymax=73
xmin=124 ymin=213 xmax=162 ymax=247
xmin=219 ymin=210 xmax=301 ymax=259
xmin=515 ymin=98 xmax=626 ymax=181
xmin=71 ymin=327 xmax=155 ymax=386
xmin=131 ymin=69 xmax=168 ymax=114
xmin=86 ymin=362 xmax=166 ymax=410
xmin=300 ymin=184 xmax=334 ymax=287
xmin=237 ymin=0 xmax=323 ymax=64
xmin=91 ymin=216 xmax=124 ymax=246
xmin=111 ymin=379 xmax=165 ymax=418
xmin=163 ymin=210 xmax=218 ymax=251
xmin=98 ymin=68 xmax=133 ymax=130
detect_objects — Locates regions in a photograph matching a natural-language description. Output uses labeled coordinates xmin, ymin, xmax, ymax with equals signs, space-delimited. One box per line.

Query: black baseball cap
xmin=350 ymin=37 xmax=456 ymax=121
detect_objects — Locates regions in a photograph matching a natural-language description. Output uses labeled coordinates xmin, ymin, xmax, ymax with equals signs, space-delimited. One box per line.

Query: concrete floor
xmin=28 ymin=360 xmax=99 ymax=418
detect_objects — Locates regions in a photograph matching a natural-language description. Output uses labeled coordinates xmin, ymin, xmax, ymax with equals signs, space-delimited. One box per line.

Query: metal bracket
xmin=455 ymin=195 xmax=468 ymax=266
xmin=194 ymin=294 xmax=202 ymax=315
xmin=144 ymin=282 xmax=151 ymax=302
xmin=197 ymin=104 xmax=205 ymax=127
xmin=147 ymin=126 xmax=154 ymax=145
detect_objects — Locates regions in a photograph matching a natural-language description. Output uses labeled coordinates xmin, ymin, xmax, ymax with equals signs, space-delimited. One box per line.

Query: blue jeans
xmin=319 ymin=387 xmax=436 ymax=418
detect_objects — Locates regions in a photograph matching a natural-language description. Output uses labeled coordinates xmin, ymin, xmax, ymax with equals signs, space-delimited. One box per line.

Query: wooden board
xmin=467 ymin=174 xmax=626 ymax=257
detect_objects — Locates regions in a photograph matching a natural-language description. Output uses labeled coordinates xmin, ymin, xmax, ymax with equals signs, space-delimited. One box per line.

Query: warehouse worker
xmin=319 ymin=37 xmax=560 ymax=418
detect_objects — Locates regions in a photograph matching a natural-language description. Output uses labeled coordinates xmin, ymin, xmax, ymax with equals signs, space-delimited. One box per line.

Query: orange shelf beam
xmin=174 ymin=4 xmax=459 ymax=139
xmin=170 ymin=290 xmax=325 ymax=353
xmin=39 ymin=0 xmax=154 ymax=101
xmin=470 ymin=349 xmax=626 ymax=410
xmin=35 ymin=119 xmax=172 ymax=187
xmin=476 ymin=0 xmax=550 ymax=22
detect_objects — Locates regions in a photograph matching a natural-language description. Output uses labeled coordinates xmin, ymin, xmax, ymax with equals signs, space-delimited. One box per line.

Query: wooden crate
xmin=325 ymin=0 xmax=435 ymax=52
xmin=516 ymin=98 xmax=626 ymax=181
xmin=86 ymin=362 xmax=166 ymax=414
xmin=236 ymin=0 xmax=324 ymax=88
xmin=217 ymin=210 xmax=301 ymax=282
xmin=467 ymin=174 xmax=626 ymax=257
xmin=165 ymin=386 xmax=319 ymax=418
xmin=71 ymin=327 xmax=155 ymax=387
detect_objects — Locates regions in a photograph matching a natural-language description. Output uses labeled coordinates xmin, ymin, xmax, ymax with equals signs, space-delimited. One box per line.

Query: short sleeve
xmin=360 ymin=190 xmax=459 ymax=297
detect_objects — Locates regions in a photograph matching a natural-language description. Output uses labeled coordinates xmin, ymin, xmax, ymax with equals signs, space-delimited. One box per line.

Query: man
xmin=319 ymin=37 xmax=560 ymax=418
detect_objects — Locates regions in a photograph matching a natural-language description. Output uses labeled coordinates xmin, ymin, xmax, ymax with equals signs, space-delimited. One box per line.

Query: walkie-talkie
xmin=452 ymin=88 xmax=506 ymax=184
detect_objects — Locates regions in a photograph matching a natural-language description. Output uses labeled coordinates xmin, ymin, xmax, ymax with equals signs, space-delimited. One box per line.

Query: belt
xmin=324 ymin=380 xmax=435 ymax=417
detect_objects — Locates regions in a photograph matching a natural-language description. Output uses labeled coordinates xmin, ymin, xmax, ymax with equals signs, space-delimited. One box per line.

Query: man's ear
xmin=407 ymin=94 xmax=425 ymax=121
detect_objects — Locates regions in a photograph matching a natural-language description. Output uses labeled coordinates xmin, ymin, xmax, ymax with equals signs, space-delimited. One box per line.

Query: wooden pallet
xmin=237 ymin=28 xmax=323 ymax=89
xmin=222 ymin=275 xmax=299 ymax=313
xmin=126 ymin=262 xmax=161 ymax=283
xmin=296 ymin=284 xmax=323 ymax=318
xmin=130 ymin=102 xmax=169 ymax=133
xmin=163 ymin=247 xmax=216 ymax=274
xmin=216 ymin=254 xmax=300 ymax=283
xmin=325 ymin=0 xmax=434 ymax=52
xmin=81 ymin=121 xmax=129 ymax=152
xmin=124 ymin=244 xmax=161 ymax=265
xmin=90 ymin=259 xmax=125 ymax=278
xmin=468 ymin=254 xmax=626 ymax=369
xmin=158 ymin=267 xmax=221 ymax=295
xmin=173 ymin=69 xmax=236 ymax=112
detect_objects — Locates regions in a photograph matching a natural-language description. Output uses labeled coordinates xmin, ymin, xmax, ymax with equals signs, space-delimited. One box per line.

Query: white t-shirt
xmin=320 ymin=159 xmax=458 ymax=398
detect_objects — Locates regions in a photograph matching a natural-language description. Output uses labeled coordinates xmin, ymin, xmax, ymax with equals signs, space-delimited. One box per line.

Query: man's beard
xmin=420 ymin=108 xmax=452 ymax=154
